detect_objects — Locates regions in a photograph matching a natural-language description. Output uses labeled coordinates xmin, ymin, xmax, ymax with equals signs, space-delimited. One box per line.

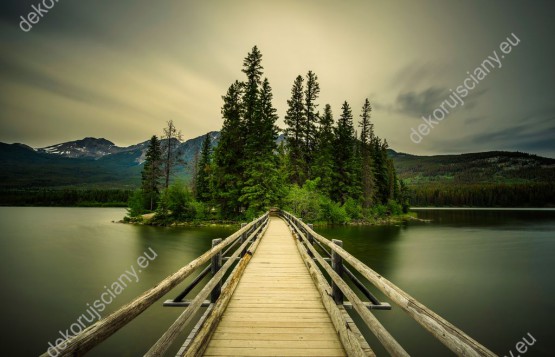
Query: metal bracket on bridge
xmin=223 ymin=257 xmax=241 ymax=261
xmin=163 ymin=299 xmax=212 ymax=307
xmin=343 ymin=301 xmax=392 ymax=311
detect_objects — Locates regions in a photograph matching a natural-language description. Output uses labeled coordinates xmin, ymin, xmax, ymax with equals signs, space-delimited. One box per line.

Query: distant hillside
xmin=392 ymin=151 xmax=555 ymax=185
xmin=391 ymin=151 xmax=555 ymax=207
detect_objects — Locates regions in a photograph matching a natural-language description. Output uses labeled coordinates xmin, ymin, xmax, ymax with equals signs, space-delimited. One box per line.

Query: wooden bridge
xmin=42 ymin=211 xmax=497 ymax=356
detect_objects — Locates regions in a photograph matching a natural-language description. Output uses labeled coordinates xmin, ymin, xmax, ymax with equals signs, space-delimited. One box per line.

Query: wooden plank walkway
xmin=204 ymin=216 xmax=346 ymax=356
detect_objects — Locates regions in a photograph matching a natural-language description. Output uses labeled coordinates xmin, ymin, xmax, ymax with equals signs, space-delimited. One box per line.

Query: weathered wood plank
xmin=210 ymin=332 xmax=338 ymax=341
xmin=203 ymin=347 xmax=345 ymax=357
xmin=216 ymin=320 xmax=337 ymax=328
xmin=207 ymin=339 xmax=344 ymax=349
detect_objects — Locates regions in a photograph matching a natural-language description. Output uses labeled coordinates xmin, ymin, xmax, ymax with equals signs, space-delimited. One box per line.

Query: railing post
xmin=297 ymin=217 xmax=303 ymax=240
xmin=210 ymin=238 xmax=223 ymax=303
xmin=331 ymin=239 xmax=344 ymax=305
xmin=240 ymin=223 xmax=247 ymax=256
xmin=307 ymin=223 xmax=314 ymax=245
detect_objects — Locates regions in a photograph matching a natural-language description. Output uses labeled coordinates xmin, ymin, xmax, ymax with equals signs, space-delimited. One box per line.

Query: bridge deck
xmin=203 ymin=216 xmax=346 ymax=356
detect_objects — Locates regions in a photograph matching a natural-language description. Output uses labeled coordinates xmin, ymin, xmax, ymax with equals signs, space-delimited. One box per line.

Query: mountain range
xmin=0 ymin=133 xmax=553 ymax=190
xmin=0 ymin=132 xmax=219 ymax=189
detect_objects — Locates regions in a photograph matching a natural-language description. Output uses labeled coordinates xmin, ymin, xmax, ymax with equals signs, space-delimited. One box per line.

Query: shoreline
xmin=411 ymin=207 xmax=555 ymax=211
xmin=118 ymin=212 xmax=428 ymax=227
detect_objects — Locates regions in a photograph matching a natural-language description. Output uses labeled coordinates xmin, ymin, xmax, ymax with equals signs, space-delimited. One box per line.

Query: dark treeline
xmin=0 ymin=189 xmax=131 ymax=207
xmin=129 ymin=46 xmax=409 ymax=224
xmin=410 ymin=183 xmax=555 ymax=207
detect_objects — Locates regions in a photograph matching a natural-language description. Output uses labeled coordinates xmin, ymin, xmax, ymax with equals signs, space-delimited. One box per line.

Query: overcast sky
xmin=0 ymin=0 xmax=554 ymax=157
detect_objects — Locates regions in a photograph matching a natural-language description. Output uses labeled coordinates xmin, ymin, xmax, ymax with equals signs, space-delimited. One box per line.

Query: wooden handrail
xmin=293 ymin=229 xmax=376 ymax=357
xmin=281 ymin=210 xmax=497 ymax=357
xmin=40 ymin=212 xmax=269 ymax=357
xmin=285 ymin=213 xmax=408 ymax=356
xmin=182 ymin=218 xmax=269 ymax=356
xmin=145 ymin=215 xmax=269 ymax=356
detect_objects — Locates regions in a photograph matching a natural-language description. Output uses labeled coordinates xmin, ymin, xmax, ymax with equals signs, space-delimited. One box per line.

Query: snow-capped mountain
xmin=37 ymin=137 xmax=125 ymax=159
xmin=34 ymin=132 xmax=221 ymax=162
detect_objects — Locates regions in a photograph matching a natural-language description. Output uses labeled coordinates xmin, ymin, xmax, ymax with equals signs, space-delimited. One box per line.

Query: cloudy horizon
xmin=1 ymin=0 xmax=554 ymax=157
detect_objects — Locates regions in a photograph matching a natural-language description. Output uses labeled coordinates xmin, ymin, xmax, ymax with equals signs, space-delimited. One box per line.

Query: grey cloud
xmin=463 ymin=116 xmax=485 ymax=125
xmin=389 ymin=62 xmax=450 ymax=91
xmin=394 ymin=87 xmax=448 ymax=117
xmin=393 ymin=87 xmax=488 ymax=118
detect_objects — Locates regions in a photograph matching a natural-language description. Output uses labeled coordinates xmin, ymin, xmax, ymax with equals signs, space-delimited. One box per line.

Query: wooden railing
xmin=40 ymin=212 xmax=269 ymax=357
xmin=280 ymin=210 xmax=497 ymax=357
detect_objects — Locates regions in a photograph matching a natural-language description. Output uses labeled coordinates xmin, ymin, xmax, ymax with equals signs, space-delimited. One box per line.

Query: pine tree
xmin=313 ymin=104 xmax=335 ymax=196
xmin=383 ymin=139 xmax=398 ymax=201
xmin=242 ymin=45 xmax=263 ymax=149
xmin=332 ymin=101 xmax=356 ymax=204
xmin=358 ymin=98 xmax=376 ymax=208
xmin=241 ymin=78 xmax=282 ymax=214
xmin=284 ymin=75 xmax=306 ymax=185
xmin=195 ymin=133 xmax=212 ymax=202
xmin=351 ymin=134 xmax=363 ymax=200
xmin=213 ymin=81 xmax=245 ymax=218
xmin=373 ymin=137 xmax=391 ymax=204
xmin=304 ymin=71 xmax=320 ymax=179
xmin=161 ymin=120 xmax=184 ymax=189
xmin=141 ymin=135 xmax=163 ymax=211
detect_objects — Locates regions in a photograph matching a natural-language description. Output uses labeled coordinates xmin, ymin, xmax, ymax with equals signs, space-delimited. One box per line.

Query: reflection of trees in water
xmin=131 ymin=225 xmax=237 ymax=276
xmin=414 ymin=209 xmax=555 ymax=228
xmin=315 ymin=224 xmax=403 ymax=279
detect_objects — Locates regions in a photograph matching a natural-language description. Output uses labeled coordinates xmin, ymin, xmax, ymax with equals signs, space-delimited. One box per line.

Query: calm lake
xmin=0 ymin=207 xmax=553 ymax=356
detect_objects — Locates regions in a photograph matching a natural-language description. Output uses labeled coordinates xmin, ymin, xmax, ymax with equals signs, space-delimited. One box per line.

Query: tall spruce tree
xmin=213 ymin=81 xmax=245 ymax=218
xmin=284 ymin=75 xmax=306 ymax=185
xmin=373 ymin=136 xmax=390 ymax=204
xmin=332 ymin=101 xmax=356 ymax=204
xmin=242 ymin=45 xmax=263 ymax=150
xmin=304 ymin=71 xmax=320 ymax=179
xmin=241 ymin=78 xmax=282 ymax=213
xmin=141 ymin=135 xmax=163 ymax=211
xmin=313 ymin=104 xmax=335 ymax=196
xmin=161 ymin=120 xmax=184 ymax=189
xmin=351 ymin=133 xmax=363 ymax=200
xmin=195 ymin=133 xmax=212 ymax=202
xmin=358 ymin=98 xmax=376 ymax=208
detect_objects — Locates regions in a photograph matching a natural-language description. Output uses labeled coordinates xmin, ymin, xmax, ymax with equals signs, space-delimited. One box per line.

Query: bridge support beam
xmin=240 ymin=223 xmax=247 ymax=256
xmin=210 ymin=239 xmax=223 ymax=303
xmin=332 ymin=239 xmax=344 ymax=305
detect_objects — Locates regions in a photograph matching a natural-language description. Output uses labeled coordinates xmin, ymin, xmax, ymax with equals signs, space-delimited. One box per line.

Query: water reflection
xmin=0 ymin=208 xmax=237 ymax=356
xmin=315 ymin=223 xmax=404 ymax=278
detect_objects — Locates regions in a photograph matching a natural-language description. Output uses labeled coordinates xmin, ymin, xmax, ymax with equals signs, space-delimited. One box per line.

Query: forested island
xmin=126 ymin=47 xmax=411 ymax=225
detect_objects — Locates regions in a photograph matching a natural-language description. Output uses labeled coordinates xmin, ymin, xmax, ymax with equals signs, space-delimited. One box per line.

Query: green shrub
xmin=343 ymin=198 xmax=362 ymax=220
xmin=372 ymin=204 xmax=388 ymax=217
xmin=157 ymin=182 xmax=196 ymax=221
xmin=387 ymin=199 xmax=403 ymax=215
xmin=191 ymin=201 xmax=207 ymax=220
xmin=319 ymin=198 xmax=349 ymax=224
xmin=127 ymin=190 xmax=145 ymax=218
xmin=283 ymin=180 xmax=322 ymax=222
